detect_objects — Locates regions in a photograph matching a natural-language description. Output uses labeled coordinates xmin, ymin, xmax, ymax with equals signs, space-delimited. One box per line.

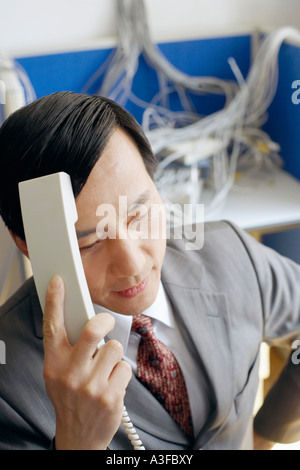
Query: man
xmin=0 ymin=91 xmax=300 ymax=450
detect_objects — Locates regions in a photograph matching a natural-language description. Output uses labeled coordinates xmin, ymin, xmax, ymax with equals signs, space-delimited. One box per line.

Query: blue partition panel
xmin=14 ymin=34 xmax=300 ymax=179
xmin=16 ymin=34 xmax=252 ymax=124
xmin=12 ymin=33 xmax=300 ymax=261
xmin=264 ymin=41 xmax=300 ymax=180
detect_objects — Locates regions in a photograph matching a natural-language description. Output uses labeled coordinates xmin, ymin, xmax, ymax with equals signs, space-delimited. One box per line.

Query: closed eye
xmin=79 ymin=239 xmax=103 ymax=252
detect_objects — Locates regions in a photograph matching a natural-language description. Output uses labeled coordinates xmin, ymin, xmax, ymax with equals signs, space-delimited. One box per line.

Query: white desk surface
xmin=206 ymin=168 xmax=300 ymax=232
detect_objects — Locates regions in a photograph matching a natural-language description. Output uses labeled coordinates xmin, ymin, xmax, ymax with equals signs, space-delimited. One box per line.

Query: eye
xmin=79 ymin=239 xmax=103 ymax=253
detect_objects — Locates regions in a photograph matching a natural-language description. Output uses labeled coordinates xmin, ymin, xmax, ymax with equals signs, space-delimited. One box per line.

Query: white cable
xmin=82 ymin=2 xmax=300 ymax=218
xmin=0 ymin=55 xmax=36 ymax=306
xmin=151 ymin=28 xmax=300 ymax=204
xmin=121 ymin=406 xmax=145 ymax=450
xmin=0 ymin=54 xmax=36 ymax=125
xmin=82 ymin=0 xmax=237 ymax=108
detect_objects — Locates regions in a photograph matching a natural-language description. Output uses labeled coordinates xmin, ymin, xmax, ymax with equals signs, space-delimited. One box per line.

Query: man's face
xmin=75 ymin=128 xmax=166 ymax=315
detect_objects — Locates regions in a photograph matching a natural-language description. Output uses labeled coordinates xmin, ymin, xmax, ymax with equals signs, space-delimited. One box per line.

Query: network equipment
xmin=83 ymin=0 xmax=300 ymax=221
xmin=0 ymin=54 xmax=35 ymax=125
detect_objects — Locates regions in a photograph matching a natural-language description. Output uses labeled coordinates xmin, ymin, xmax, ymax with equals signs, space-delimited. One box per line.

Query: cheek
xmin=145 ymin=237 xmax=166 ymax=269
xmin=81 ymin=252 xmax=106 ymax=295
xmin=148 ymin=207 xmax=167 ymax=261
xmin=149 ymin=203 xmax=167 ymax=242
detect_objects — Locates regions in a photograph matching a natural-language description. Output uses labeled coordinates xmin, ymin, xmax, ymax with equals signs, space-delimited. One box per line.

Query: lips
xmin=114 ymin=277 xmax=149 ymax=298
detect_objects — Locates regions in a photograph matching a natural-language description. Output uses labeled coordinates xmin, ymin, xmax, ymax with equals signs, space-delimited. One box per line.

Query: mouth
xmin=113 ymin=277 xmax=149 ymax=299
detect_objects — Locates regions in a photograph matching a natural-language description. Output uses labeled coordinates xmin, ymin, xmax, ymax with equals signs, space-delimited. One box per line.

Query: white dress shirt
xmin=93 ymin=282 xmax=210 ymax=436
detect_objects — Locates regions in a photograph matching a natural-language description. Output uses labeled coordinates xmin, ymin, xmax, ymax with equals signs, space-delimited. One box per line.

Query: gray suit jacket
xmin=1 ymin=221 xmax=300 ymax=450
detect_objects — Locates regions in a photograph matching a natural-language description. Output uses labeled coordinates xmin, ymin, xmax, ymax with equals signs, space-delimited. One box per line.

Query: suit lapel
xmin=124 ymin=373 xmax=191 ymax=446
xmin=161 ymin=243 xmax=234 ymax=448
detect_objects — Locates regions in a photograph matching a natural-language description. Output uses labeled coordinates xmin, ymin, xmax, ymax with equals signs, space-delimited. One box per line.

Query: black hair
xmin=0 ymin=91 xmax=157 ymax=240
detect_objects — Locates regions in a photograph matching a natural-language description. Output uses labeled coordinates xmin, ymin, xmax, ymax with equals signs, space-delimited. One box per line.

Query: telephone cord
xmin=121 ymin=406 xmax=145 ymax=450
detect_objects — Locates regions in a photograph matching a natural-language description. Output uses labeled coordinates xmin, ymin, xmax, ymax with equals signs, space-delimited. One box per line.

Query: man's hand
xmin=253 ymin=430 xmax=276 ymax=450
xmin=43 ymin=275 xmax=132 ymax=450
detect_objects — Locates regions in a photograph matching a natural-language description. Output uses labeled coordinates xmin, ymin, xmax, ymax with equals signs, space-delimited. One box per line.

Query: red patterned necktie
xmin=131 ymin=314 xmax=193 ymax=437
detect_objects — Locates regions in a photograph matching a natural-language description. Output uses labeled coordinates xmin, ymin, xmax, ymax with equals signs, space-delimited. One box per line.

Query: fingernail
xmin=49 ymin=275 xmax=62 ymax=290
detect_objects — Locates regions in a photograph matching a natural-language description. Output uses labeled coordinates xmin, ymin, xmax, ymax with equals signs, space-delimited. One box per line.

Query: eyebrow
xmin=76 ymin=190 xmax=152 ymax=240
xmin=129 ymin=190 xmax=151 ymax=211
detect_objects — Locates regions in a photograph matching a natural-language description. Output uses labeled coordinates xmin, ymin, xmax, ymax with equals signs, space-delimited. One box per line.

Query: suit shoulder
xmin=167 ymin=219 xmax=249 ymax=256
xmin=0 ymin=277 xmax=36 ymax=319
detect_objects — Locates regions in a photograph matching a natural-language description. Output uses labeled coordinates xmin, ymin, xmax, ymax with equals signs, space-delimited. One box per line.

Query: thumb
xmin=43 ymin=275 xmax=69 ymax=351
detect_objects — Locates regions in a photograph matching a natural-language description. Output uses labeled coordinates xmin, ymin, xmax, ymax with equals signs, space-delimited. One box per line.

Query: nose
xmin=108 ymin=238 xmax=145 ymax=278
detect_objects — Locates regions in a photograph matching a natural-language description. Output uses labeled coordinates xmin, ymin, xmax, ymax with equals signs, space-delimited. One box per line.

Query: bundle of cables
xmin=0 ymin=54 xmax=36 ymax=126
xmin=83 ymin=0 xmax=300 ymax=221
xmin=0 ymin=54 xmax=36 ymax=306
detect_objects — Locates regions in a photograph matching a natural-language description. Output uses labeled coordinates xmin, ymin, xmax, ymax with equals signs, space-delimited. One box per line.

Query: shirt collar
xmin=93 ymin=281 xmax=174 ymax=353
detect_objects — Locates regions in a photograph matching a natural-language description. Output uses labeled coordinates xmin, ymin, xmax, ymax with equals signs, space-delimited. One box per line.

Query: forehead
xmin=75 ymin=128 xmax=152 ymax=221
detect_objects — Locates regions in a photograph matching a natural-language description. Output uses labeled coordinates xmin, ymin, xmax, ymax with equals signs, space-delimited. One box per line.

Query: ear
xmin=9 ymin=231 xmax=29 ymax=258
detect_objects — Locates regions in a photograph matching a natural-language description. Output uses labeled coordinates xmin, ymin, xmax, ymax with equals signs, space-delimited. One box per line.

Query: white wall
xmin=1 ymin=0 xmax=300 ymax=302
xmin=0 ymin=0 xmax=300 ymax=56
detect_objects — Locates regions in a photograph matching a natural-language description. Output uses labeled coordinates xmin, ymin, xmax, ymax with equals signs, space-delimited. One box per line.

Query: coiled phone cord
xmin=121 ymin=406 xmax=145 ymax=450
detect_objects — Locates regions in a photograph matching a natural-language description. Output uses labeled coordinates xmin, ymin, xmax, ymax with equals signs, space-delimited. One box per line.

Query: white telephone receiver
xmin=19 ymin=172 xmax=95 ymax=346
xmin=18 ymin=172 xmax=144 ymax=450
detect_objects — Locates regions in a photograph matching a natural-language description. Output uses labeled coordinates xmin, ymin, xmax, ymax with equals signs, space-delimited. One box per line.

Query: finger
xmin=43 ymin=275 xmax=69 ymax=353
xmin=72 ymin=313 xmax=116 ymax=362
xmin=92 ymin=339 xmax=126 ymax=381
xmin=109 ymin=360 xmax=132 ymax=391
